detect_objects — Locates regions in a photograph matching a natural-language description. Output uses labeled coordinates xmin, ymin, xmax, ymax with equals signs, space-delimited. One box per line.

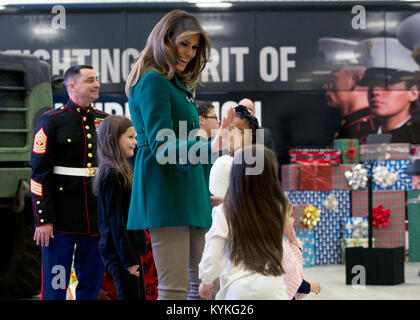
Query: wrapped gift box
xmin=298 ymin=163 xmax=332 ymax=191
xmin=411 ymin=176 xmax=420 ymax=190
xmin=341 ymin=238 xmax=375 ymax=263
xmin=342 ymin=237 xmax=375 ymax=248
xmin=292 ymin=204 xmax=310 ymax=228
xmin=333 ymin=139 xmax=360 ymax=164
xmin=342 ymin=216 xmax=368 ymax=238
xmin=295 ymin=226 xmax=315 ymax=268
xmin=351 ymin=190 xmax=405 ymax=248
xmin=289 ymin=148 xmax=341 ymax=164
xmin=407 ymin=191 xmax=420 ymax=262
xmin=411 ymin=144 xmax=420 ymax=157
xmin=281 ymin=164 xmax=299 ymax=191
xmin=361 ymin=143 xmax=410 ymax=161
xmin=363 ymin=160 xmax=412 ymax=191
xmin=285 ymin=190 xmax=351 ymax=265
xmin=331 ymin=164 xmax=353 ymax=190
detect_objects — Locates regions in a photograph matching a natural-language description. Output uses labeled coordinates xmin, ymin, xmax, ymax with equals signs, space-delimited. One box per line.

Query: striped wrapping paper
xmin=351 ymin=190 xmax=405 ymax=248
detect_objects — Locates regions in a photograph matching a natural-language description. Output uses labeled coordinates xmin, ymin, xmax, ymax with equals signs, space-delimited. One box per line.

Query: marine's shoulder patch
xmin=33 ymin=127 xmax=48 ymax=154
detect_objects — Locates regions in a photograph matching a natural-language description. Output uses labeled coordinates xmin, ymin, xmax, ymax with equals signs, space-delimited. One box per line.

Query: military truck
xmin=0 ymin=52 xmax=54 ymax=298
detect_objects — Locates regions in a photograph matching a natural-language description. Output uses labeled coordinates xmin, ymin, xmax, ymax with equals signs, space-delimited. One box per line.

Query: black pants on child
xmin=108 ymin=260 xmax=147 ymax=300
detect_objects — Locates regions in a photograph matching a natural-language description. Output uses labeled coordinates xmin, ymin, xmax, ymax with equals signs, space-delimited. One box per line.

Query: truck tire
xmin=0 ymin=199 xmax=41 ymax=299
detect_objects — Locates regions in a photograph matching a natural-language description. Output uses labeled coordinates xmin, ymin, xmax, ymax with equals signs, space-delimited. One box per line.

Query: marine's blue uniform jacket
xmin=30 ymin=99 xmax=108 ymax=235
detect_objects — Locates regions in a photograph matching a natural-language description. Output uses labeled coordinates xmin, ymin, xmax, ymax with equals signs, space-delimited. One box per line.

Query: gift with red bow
xmin=333 ymin=139 xmax=360 ymax=164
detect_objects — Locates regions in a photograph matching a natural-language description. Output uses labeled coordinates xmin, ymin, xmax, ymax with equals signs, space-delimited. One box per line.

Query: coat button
xmin=67 ymin=138 xmax=72 ymax=143
xmin=85 ymin=125 xmax=90 ymax=130
xmin=59 ymin=187 xmax=63 ymax=191
xmin=38 ymin=210 xmax=42 ymax=213
xmin=37 ymin=201 xmax=40 ymax=205
xmin=77 ymin=108 xmax=81 ymax=113
xmin=88 ymin=153 xmax=93 ymax=158
xmin=40 ymin=219 xmax=44 ymax=223
xmin=88 ymin=143 xmax=93 ymax=148
xmin=87 ymin=163 xmax=92 ymax=168
xmin=83 ymin=116 xmax=87 ymax=121
xmin=87 ymin=134 xmax=92 ymax=139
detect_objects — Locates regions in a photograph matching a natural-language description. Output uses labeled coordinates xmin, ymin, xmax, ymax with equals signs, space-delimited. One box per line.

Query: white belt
xmin=53 ymin=166 xmax=97 ymax=177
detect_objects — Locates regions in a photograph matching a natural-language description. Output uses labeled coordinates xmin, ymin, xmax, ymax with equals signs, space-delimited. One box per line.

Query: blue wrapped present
xmin=285 ymin=190 xmax=351 ymax=265
xmin=295 ymin=226 xmax=315 ymax=267
xmin=363 ymin=160 xmax=412 ymax=191
xmin=342 ymin=216 xmax=368 ymax=238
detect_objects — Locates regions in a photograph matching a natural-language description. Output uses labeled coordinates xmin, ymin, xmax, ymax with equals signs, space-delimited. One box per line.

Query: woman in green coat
xmin=125 ymin=10 xmax=234 ymax=300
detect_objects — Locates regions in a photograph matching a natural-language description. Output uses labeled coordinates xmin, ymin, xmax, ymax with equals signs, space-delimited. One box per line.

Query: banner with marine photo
xmin=1 ymin=2 xmax=420 ymax=164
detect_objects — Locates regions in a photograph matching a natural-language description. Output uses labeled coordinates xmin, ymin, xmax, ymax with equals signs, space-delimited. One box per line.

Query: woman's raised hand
xmin=211 ymin=107 xmax=236 ymax=153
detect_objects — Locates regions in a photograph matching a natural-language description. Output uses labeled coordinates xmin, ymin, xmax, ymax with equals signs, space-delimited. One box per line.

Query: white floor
xmin=26 ymin=262 xmax=420 ymax=300
xmin=302 ymin=262 xmax=420 ymax=300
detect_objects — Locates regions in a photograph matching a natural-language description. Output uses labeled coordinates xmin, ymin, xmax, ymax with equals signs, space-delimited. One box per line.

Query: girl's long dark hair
xmin=223 ymin=144 xmax=288 ymax=276
xmin=93 ymin=115 xmax=134 ymax=195
xmin=234 ymin=104 xmax=259 ymax=144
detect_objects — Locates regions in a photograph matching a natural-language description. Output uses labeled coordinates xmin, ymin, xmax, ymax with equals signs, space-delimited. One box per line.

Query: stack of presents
xmin=282 ymin=139 xmax=420 ymax=267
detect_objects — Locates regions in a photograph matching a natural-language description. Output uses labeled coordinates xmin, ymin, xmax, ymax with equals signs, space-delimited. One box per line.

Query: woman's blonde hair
xmin=125 ymin=10 xmax=211 ymax=97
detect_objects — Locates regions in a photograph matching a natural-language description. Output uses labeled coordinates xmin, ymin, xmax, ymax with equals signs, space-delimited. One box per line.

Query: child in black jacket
xmin=94 ymin=115 xmax=147 ymax=300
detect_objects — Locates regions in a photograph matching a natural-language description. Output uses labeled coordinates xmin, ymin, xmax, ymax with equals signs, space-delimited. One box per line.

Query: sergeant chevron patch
xmin=30 ymin=179 xmax=43 ymax=197
xmin=33 ymin=127 xmax=47 ymax=154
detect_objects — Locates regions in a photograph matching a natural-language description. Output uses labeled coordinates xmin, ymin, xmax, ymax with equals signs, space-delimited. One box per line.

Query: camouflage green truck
xmin=0 ymin=52 xmax=53 ymax=298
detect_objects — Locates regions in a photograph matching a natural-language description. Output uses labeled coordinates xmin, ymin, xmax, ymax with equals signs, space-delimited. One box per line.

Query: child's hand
xmin=199 ymin=282 xmax=213 ymax=299
xmin=210 ymin=196 xmax=224 ymax=208
xmin=309 ymin=282 xmax=321 ymax=295
xmin=127 ymin=265 xmax=140 ymax=277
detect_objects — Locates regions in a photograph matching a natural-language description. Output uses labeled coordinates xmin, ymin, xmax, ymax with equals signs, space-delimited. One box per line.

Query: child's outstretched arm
xmin=198 ymin=205 xmax=228 ymax=298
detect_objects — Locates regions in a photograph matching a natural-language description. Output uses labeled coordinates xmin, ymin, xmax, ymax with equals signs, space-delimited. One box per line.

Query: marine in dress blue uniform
xmin=356 ymin=37 xmax=420 ymax=143
xmin=318 ymin=37 xmax=380 ymax=143
xmin=31 ymin=66 xmax=108 ymax=300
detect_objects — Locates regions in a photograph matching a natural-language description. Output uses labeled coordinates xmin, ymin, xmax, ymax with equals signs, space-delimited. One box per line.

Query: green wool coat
xmin=127 ymin=70 xmax=214 ymax=230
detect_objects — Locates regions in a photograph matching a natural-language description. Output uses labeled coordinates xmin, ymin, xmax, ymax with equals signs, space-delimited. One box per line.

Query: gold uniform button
xmin=362 ymin=118 xmax=368 ymax=122
xmin=60 ymin=107 xmax=64 ymax=110
xmin=87 ymin=163 xmax=92 ymax=168
xmin=85 ymin=125 xmax=90 ymax=130
xmin=88 ymin=153 xmax=93 ymax=158
xmin=38 ymin=210 xmax=42 ymax=214
xmin=40 ymin=219 xmax=44 ymax=223
xmin=88 ymin=143 xmax=93 ymax=148
xmin=59 ymin=187 xmax=63 ymax=191
xmin=87 ymin=133 xmax=92 ymax=139
xmin=67 ymin=138 xmax=72 ymax=143
xmin=83 ymin=116 xmax=87 ymax=121
xmin=77 ymin=108 xmax=81 ymax=113
xmin=37 ymin=201 xmax=40 ymax=205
